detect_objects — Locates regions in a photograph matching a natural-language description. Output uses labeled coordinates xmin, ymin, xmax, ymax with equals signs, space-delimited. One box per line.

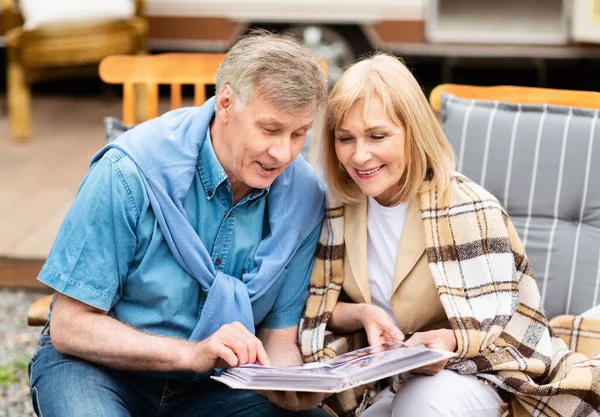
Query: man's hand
xmin=256 ymin=391 xmax=330 ymax=412
xmin=186 ymin=322 xmax=271 ymax=373
xmin=254 ymin=326 xmax=330 ymax=411
xmin=50 ymin=295 xmax=268 ymax=374
xmin=404 ymin=328 xmax=456 ymax=375
xmin=359 ymin=304 xmax=404 ymax=346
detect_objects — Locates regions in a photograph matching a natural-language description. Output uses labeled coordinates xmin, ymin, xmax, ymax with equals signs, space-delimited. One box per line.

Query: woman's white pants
xmin=361 ymin=370 xmax=503 ymax=417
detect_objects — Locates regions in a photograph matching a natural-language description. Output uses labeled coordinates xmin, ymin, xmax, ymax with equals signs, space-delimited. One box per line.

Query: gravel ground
xmin=0 ymin=289 xmax=49 ymax=417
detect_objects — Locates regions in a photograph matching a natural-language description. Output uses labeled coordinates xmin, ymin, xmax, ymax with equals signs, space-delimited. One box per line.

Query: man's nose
xmin=268 ymin=137 xmax=292 ymax=164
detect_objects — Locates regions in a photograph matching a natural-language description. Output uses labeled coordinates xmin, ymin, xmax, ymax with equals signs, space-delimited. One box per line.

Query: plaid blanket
xmin=300 ymin=174 xmax=600 ymax=417
xmin=549 ymin=315 xmax=600 ymax=360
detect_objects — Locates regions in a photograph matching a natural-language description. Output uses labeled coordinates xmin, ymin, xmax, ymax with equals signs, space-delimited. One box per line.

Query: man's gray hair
xmin=215 ymin=30 xmax=328 ymax=115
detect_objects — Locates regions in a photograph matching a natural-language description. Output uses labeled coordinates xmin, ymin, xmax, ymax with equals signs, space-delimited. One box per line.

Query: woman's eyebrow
xmin=364 ymin=125 xmax=388 ymax=133
xmin=335 ymin=125 xmax=388 ymax=134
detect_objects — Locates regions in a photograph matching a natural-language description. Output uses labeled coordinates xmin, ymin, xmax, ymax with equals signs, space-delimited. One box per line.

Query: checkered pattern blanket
xmin=300 ymin=173 xmax=600 ymax=417
xmin=549 ymin=315 xmax=600 ymax=360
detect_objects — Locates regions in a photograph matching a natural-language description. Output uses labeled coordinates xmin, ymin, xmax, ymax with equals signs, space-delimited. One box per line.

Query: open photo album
xmin=211 ymin=340 xmax=456 ymax=393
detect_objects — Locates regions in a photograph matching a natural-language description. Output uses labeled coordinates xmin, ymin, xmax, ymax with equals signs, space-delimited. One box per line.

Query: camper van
xmin=143 ymin=0 xmax=600 ymax=80
xmin=143 ymin=0 xmax=425 ymax=80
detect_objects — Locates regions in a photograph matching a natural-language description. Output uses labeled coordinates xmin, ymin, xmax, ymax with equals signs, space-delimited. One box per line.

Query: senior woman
xmin=300 ymin=54 xmax=600 ymax=417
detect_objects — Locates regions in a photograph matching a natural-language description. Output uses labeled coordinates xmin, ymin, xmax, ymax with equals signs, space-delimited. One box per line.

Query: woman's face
xmin=334 ymin=97 xmax=407 ymax=206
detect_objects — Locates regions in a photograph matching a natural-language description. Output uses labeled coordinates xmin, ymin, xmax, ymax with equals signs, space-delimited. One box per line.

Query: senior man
xmin=29 ymin=31 xmax=330 ymax=417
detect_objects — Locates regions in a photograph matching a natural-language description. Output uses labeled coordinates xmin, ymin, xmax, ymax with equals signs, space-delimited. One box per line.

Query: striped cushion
xmin=441 ymin=94 xmax=600 ymax=319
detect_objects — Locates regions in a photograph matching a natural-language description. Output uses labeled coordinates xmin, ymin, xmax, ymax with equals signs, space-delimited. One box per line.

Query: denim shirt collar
xmin=198 ymin=126 xmax=268 ymax=203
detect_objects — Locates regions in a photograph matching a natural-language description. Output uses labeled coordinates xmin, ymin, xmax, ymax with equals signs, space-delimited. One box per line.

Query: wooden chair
xmin=4 ymin=0 xmax=147 ymax=141
xmin=27 ymin=52 xmax=328 ymax=326
xmin=28 ymin=295 xmax=52 ymax=326
xmin=429 ymin=83 xmax=600 ymax=113
xmin=99 ymin=53 xmax=227 ymax=125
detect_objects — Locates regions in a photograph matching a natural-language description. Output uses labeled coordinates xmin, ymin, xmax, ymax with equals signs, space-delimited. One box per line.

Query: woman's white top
xmin=367 ymin=197 xmax=409 ymax=327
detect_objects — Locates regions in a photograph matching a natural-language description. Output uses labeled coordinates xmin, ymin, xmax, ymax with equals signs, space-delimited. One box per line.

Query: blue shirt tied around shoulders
xmin=38 ymin=97 xmax=325 ymax=349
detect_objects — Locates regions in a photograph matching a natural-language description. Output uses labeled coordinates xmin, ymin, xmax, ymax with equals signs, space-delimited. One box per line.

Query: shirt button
xmin=215 ymin=258 xmax=222 ymax=265
xmin=207 ymin=189 xmax=213 ymax=197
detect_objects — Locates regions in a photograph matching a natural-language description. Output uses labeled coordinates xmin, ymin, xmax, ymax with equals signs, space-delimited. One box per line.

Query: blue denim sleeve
xmin=260 ymin=223 xmax=321 ymax=329
xmin=37 ymin=149 xmax=142 ymax=311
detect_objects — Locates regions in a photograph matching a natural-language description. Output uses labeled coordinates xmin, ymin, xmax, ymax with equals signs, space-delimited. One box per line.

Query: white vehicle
xmin=144 ymin=0 xmax=600 ymax=80
xmin=144 ymin=0 xmax=425 ymax=80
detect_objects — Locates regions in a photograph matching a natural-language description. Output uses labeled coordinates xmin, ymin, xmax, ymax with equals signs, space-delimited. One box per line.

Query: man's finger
xmin=297 ymin=392 xmax=328 ymax=410
xmin=217 ymin=345 xmax=239 ymax=368
xmin=255 ymin=340 xmax=271 ymax=367
xmin=255 ymin=390 xmax=269 ymax=398
xmin=284 ymin=391 xmax=301 ymax=411
xmin=246 ymin=343 xmax=257 ymax=365
xmin=256 ymin=390 xmax=288 ymax=409
xmin=256 ymin=390 xmax=279 ymax=402
xmin=224 ymin=337 xmax=249 ymax=365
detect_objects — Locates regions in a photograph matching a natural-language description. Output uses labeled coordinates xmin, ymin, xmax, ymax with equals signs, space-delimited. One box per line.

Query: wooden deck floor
xmin=0 ymin=95 xmax=122 ymax=286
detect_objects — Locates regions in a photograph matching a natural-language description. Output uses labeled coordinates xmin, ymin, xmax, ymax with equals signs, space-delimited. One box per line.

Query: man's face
xmin=215 ymin=87 xmax=314 ymax=190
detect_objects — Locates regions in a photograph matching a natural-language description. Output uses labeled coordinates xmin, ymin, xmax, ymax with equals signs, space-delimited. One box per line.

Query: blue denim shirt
xmin=38 ymin=130 xmax=320 ymax=339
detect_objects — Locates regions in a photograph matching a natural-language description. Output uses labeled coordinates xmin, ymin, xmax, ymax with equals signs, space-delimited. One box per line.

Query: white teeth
xmin=261 ymin=164 xmax=274 ymax=171
xmin=357 ymin=166 xmax=382 ymax=175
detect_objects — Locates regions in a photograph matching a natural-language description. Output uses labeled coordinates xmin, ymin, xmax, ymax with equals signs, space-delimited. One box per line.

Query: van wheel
xmin=248 ymin=24 xmax=372 ymax=82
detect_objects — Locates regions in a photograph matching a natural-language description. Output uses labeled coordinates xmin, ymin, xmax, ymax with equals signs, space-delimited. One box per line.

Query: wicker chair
xmin=3 ymin=0 xmax=147 ymax=141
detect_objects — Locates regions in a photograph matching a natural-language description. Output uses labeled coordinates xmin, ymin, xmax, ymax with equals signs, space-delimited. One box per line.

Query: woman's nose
xmin=352 ymin=141 xmax=371 ymax=165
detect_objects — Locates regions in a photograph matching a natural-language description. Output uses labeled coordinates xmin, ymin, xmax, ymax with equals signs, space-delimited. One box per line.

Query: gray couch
xmin=440 ymin=93 xmax=600 ymax=319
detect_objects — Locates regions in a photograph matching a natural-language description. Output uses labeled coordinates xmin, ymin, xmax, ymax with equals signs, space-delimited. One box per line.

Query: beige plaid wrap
xmin=300 ymin=173 xmax=600 ymax=417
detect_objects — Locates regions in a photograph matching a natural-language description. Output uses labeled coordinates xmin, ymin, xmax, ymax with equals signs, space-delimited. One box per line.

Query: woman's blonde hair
xmin=321 ymin=53 xmax=455 ymax=204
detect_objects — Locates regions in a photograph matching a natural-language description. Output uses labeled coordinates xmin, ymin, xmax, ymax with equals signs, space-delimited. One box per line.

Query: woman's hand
xmin=404 ymin=328 xmax=456 ymax=375
xmin=359 ymin=304 xmax=404 ymax=346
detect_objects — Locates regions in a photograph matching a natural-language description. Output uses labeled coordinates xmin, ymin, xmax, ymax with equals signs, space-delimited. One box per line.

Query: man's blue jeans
xmin=29 ymin=335 xmax=330 ymax=417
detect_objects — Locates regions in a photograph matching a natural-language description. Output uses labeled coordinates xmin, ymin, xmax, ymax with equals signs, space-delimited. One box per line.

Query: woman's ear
xmin=215 ymin=85 xmax=234 ymax=123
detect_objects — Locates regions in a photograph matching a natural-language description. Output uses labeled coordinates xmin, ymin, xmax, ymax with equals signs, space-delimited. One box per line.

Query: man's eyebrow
xmin=255 ymin=118 xmax=313 ymax=131
xmin=254 ymin=118 xmax=283 ymax=128
xmin=297 ymin=122 xmax=313 ymax=131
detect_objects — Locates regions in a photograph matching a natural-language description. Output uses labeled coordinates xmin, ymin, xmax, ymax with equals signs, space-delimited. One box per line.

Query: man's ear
xmin=216 ymin=85 xmax=234 ymax=123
